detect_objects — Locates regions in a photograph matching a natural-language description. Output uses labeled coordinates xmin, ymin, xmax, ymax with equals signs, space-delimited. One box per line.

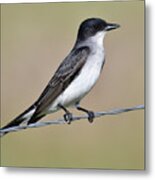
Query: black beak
xmin=105 ymin=23 xmax=120 ymax=31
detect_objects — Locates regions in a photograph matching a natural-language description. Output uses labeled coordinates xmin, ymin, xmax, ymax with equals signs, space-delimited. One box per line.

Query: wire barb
xmin=0 ymin=104 xmax=144 ymax=137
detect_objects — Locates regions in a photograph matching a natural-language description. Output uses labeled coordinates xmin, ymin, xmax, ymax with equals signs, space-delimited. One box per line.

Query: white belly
xmin=48 ymin=47 xmax=105 ymax=112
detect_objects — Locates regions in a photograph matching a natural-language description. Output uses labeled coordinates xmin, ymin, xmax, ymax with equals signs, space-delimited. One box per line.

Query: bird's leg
xmin=58 ymin=104 xmax=73 ymax=124
xmin=76 ymin=104 xmax=95 ymax=123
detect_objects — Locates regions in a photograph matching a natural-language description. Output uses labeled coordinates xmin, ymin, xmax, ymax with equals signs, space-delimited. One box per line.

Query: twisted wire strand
xmin=0 ymin=104 xmax=144 ymax=137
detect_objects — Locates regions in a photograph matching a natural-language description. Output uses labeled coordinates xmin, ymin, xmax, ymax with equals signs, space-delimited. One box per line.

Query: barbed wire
xmin=0 ymin=104 xmax=144 ymax=137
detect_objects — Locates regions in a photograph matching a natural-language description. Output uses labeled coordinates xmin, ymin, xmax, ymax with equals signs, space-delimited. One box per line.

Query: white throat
xmin=90 ymin=31 xmax=106 ymax=47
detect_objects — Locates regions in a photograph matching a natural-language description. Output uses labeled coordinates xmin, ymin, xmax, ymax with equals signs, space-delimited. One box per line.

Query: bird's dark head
xmin=77 ymin=18 xmax=120 ymax=41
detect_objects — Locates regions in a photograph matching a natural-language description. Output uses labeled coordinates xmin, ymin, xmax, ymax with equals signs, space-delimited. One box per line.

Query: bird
xmin=1 ymin=18 xmax=120 ymax=131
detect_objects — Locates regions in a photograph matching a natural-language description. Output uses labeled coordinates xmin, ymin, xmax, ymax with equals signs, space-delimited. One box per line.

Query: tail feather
xmin=1 ymin=104 xmax=36 ymax=130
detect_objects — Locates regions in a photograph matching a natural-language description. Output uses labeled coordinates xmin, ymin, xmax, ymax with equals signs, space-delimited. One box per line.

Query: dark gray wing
xmin=28 ymin=46 xmax=90 ymax=123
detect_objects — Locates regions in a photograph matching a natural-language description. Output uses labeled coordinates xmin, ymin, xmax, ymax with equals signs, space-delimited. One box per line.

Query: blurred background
xmin=1 ymin=1 xmax=144 ymax=169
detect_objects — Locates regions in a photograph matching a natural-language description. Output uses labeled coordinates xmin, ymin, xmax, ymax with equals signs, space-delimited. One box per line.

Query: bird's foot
xmin=87 ymin=111 xmax=95 ymax=123
xmin=58 ymin=104 xmax=73 ymax=124
xmin=76 ymin=105 xmax=95 ymax=123
xmin=64 ymin=112 xmax=73 ymax=124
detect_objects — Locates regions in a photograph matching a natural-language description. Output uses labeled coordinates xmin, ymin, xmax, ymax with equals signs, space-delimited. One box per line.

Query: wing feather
xmin=29 ymin=46 xmax=90 ymax=123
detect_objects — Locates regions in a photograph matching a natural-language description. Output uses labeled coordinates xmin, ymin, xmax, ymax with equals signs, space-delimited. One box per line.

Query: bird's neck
xmin=74 ymin=31 xmax=106 ymax=50
xmin=90 ymin=31 xmax=106 ymax=47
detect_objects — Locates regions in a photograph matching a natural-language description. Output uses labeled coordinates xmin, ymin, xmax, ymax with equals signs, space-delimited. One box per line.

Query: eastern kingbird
xmin=2 ymin=18 xmax=120 ymax=130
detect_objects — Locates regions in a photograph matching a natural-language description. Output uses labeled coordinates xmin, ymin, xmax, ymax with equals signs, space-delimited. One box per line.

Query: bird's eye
xmin=94 ymin=24 xmax=102 ymax=31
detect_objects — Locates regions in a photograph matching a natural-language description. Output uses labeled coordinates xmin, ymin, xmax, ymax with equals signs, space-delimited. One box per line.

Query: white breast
xmin=49 ymin=31 xmax=106 ymax=112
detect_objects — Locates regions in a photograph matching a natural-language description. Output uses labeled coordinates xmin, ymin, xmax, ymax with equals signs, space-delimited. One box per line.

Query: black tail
xmin=1 ymin=104 xmax=36 ymax=130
